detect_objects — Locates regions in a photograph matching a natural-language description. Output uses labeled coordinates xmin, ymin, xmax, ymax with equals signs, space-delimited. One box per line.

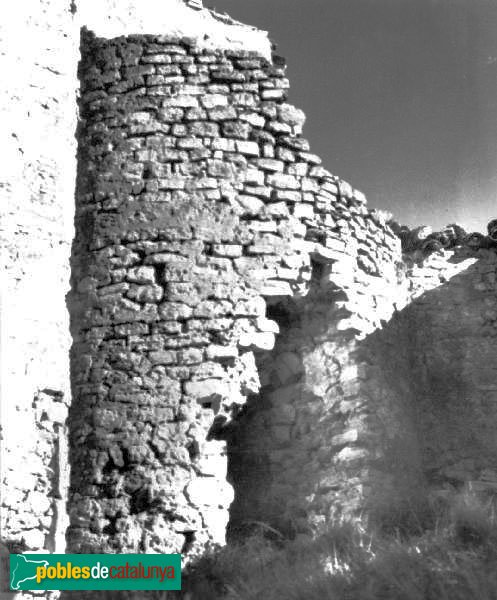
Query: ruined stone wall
xmin=226 ymin=214 xmax=426 ymax=537
xmin=68 ymin=30 xmax=291 ymax=556
xmin=0 ymin=0 xmax=273 ymax=574
xmin=3 ymin=3 xmax=497 ymax=589
xmin=400 ymin=245 xmax=497 ymax=501
xmin=0 ymin=0 xmax=77 ymax=569
xmin=68 ymin=29 xmax=428 ymax=555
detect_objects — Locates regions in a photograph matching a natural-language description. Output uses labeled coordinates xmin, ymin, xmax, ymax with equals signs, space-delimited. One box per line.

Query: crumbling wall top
xmin=76 ymin=0 xmax=272 ymax=58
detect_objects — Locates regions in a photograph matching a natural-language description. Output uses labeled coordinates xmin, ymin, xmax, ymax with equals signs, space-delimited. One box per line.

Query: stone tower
xmin=67 ymin=27 xmax=418 ymax=555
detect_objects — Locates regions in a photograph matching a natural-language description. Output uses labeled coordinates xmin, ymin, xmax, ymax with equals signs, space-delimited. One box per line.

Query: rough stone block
xmin=236 ymin=195 xmax=265 ymax=215
xmin=238 ymin=331 xmax=276 ymax=351
xmin=335 ymin=447 xmax=368 ymax=464
xmin=178 ymin=348 xmax=204 ymax=364
xmin=236 ymin=141 xmax=260 ymax=156
xmin=256 ymin=317 xmax=280 ymax=334
xmin=201 ymin=93 xmax=229 ymax=108
xmin=331 ymin=430 xmax=359 ymax=446
xmin=212 ymin=244 xmax=243 ymax=258
xmin=185 ymin=477 xmax=233 ymax=508
xmin=293 ymin=204 xmax=314 ymax=219
xmin=261 ymin=89 xmax=286 ymax=100
xmin=163 ymin=95 xmax=199 ymax=108
xmin=149 ymin=350 xmax=177 ymax=365
xmin=184 ymin=380 xmax=230 ymax=405
xmin=257 ymin=158 xmax=285 ymax=172
xmin=243 ymin=168 xmax=265 ymax=186
xmin=127 ymin=284 xmax=164 ymax=303
xmin=278 ymin=103 xmax=306 ymax=126
xmin=206 ymin=345 xmax=239 ymax=360
xmin=274 ymin=190 xmax=302 ymax=203
xmin=126 ymin=266 xmax=156 ymax=284
xmin=208 ymin=106 xmax=238 ymax=120
xmin=260 ymin=279 xmax=293 ymax=296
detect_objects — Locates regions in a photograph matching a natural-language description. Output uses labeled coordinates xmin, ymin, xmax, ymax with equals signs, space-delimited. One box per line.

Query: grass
xmin=176 ymin=489 xmax=497 ymax=600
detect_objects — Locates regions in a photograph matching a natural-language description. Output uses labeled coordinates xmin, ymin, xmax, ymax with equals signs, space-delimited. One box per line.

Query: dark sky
xmin=209 ymin=0 xmax=497 ymax=232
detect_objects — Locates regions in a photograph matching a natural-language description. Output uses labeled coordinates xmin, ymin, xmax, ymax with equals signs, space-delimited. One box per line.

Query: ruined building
xmin=2 ymin=0 xmax=497 ymax=593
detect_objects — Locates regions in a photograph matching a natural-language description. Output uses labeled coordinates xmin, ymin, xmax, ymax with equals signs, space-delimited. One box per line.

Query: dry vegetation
xmin=177 ymin=490 xmax=497 ymax=600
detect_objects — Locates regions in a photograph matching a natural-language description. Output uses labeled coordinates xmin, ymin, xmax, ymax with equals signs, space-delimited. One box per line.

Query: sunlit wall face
xmin=213 ymin=0 xmax=497 ymax=233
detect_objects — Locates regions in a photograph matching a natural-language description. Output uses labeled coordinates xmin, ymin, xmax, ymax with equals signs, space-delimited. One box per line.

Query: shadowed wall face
xmin=401 ymin=248 xmax=497 ymax=498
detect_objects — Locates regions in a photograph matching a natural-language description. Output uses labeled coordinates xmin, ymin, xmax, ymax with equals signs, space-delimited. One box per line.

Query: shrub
xmin=449 ymin=489 xmax=497 ymax=547
xmin=176 ymin=492 xmax=497 ymax=600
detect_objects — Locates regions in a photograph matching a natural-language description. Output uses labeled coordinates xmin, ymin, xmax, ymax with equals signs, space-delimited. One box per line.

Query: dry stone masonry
xmin=2 ymin=1 xmax=497 ymax=593
xmin=395 ymin=224 xmax=497 ymax=504
xmin=67 ymin=28 xmax=436 ymax=554
xmin=1 ymin=0 xmax=272 ymax=591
